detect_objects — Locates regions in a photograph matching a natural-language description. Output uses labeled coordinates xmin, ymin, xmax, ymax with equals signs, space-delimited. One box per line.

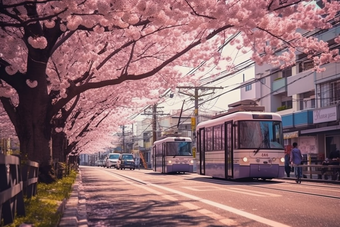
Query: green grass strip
xmin=4 ymin=170 xmax=77 ymax=227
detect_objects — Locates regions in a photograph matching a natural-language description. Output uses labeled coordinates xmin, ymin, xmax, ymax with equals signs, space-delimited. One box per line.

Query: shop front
xmin=300 ymin=105 xmax=340 ymax=162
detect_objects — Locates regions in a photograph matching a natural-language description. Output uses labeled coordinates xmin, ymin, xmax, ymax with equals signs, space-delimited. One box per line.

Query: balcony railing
xmin=281 ymin=109 xmax=314 ymax=128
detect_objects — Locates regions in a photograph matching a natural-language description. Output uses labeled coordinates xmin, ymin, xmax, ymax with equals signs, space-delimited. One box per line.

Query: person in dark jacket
xmin=290 ymin=142 xmax=303 ymax=182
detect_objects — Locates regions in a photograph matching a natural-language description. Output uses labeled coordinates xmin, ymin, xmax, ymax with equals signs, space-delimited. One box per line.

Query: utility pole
xmin=152 ymin=104 xmax=157 ymax=144
xmin=177 ymin=86 xmax=223 ymax=171
xmin=142 ymin=104 xmax=169 ymax=144
xmin=122 ymin=125 xmax=125 ymax=153
xmin=177 ymin=86 xmax=223 ymax=135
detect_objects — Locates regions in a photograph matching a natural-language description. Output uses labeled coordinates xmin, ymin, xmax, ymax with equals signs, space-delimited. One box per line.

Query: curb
xmin=58 ymin=171 xmax=88 ymax=227
xmin=283 ymin=176 xmax=340 ymax=184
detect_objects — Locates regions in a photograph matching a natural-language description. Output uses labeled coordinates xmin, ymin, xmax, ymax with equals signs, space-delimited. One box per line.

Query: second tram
xmin=152 ymin=137 xmax=194 ymax=173
xmin=196 ymin=111 xmax=285 ymax=180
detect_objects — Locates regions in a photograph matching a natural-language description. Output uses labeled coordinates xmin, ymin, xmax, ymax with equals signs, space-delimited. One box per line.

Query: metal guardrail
xmin=0 ymin=154 xmax=39 ymax=225
xmin=297 ymin=164 xmax=340 ymax=181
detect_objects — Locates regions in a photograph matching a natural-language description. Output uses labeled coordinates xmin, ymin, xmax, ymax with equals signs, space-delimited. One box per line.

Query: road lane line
xmin=224 ymin=188 xmax=264 ymax=197
xmin=113 ymin=173 xmax=291 ymax=227
xmin=103 ymin=171 xmax=239 ymax=226
xmin=181 ymin=202 xmax=238 ymax=226
xmin=150 ymin=183 xmax=290 ymax=227
xmin=229 ymin=187 xmax=281 ymax=197
xmin=182 ymin=186 xmax=278 ymax=197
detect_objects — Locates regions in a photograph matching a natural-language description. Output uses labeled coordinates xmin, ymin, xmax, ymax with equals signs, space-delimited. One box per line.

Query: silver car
xmin=105 ymin=153 xmax=120 ymax=168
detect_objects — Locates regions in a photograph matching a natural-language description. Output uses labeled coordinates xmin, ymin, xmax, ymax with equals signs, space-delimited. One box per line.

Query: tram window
xmin=238 ymin=121 xmax=284 ymax=149
xmin=213 ymin=125 xmax=222 ymax=150
xmin=234 ymin=122 xmax=238 ymax=149
xmin=272 ymin=122 xmax=283 ymax=148
xmin=178 ymin=142 xmax=192 ymax=156
xmin=205 ymin=127 xmax=213 ymax=151
xmin=166 ymin=142 xmax=192 ymax=156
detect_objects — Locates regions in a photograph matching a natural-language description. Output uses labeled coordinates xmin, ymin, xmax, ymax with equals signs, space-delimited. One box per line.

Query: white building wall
xmin=287 ymin=70 xmax=315 ymax=96
xmin=240 ymin=79 xmax=256 ymax=100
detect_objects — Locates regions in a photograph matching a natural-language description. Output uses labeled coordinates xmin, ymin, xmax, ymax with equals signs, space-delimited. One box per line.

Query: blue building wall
xmin=282 ymin=110 xmax=313 ymax=128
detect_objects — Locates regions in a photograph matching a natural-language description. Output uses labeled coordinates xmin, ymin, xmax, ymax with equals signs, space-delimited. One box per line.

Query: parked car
xmin=117 ymin=153 xmax=135 ymax=170
xmin=105 ymin=153 xmax=120 ymax=168
xmin=95 ymin=159 xmax=104 ymax=167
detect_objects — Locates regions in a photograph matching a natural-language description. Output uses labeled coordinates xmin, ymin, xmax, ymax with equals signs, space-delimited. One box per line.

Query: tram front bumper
xmin=234 ymin=164 xmax=284 ymax=178
xmin=167 ymin=164 xmax=193 ymax=173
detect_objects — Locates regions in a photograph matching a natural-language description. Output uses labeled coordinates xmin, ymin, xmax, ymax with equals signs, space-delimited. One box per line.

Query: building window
xmin=281 ymin=100 xmax=292 ymax=109
xmin=282 ymin=67 xmax=292 ymax=78
xmin=320 ymin=80 xmax=340 ymax=107
xmin=299 ymin=61 xmax=314 ymax=73
xmin=300 ymin=98 xmax=315 ymax=110
xmin=330 ymin=80 xmax=340 ymax=105
xmin=245 ymin=84 xmax=252 ymax=91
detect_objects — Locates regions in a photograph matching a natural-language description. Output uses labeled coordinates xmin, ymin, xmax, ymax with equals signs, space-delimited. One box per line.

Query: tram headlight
xmin=168 ymin=160 xmax=172 ymax=164
xmin=280 ymin=157 xmax=285 ymax=163
xmin=242 ymin=157 xmax=248 ymax=162
xmin=190 ymin=160 xmax=194 ymax=163
xmin=272 ymin=158 xmax=276 ymax=162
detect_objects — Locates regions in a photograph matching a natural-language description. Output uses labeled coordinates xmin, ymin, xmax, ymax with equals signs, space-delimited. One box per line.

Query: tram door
xmin=198 ymin=128 xmax=205 ymax=175
xmin=162 ymin=143 xmax=166 ymax=173
xmin=225 ymin=121 xmax=233 ymax=178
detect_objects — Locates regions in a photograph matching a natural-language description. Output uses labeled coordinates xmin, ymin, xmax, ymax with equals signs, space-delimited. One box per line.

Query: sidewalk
xmin=58 ymin=171 xmax=88 ymax=227
xmin=283 ymin=171 xmax=340 ymax=184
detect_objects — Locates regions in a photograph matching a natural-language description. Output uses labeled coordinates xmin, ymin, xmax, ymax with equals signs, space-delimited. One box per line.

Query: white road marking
xmin=151 ymin=183 xmax=290 ymax=227
xmin=103 ymin=171 xmax=239 ymax=226
xmin=182 ymin=185 xmax=222 ymax=191
xmin=102 ymin=170 xmax=290 ymax=227
xmin=181 ymin=202 xmax=238 ymax=226
xmin=224 ymin=188 xmax=264 ymax=197
xmin=229 ymin=187 xmax=281 ymax=197
xmin=182 ymin=186 xmax=281 ymax=197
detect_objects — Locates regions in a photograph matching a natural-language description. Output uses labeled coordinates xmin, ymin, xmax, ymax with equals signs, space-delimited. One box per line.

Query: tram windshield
xmin=238 ymin=120 xmax=284 ymax=149
xmin=166 ymin=142 xmax=192 ymax=156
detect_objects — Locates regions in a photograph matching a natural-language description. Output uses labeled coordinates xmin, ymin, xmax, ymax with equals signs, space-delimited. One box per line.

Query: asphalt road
xmin=79 ymin=166 xmax=340 ymax=227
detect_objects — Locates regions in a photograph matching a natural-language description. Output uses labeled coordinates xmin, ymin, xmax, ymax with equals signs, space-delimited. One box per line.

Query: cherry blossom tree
xmin=0 ymin=0 xmax=340 ymax=182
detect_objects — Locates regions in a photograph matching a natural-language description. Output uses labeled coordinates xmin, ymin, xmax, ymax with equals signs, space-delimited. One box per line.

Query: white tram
xmin=152 ymin=137 xmax=194 ymax=173
xmin=196 ymin=111 xmax=285 ymax=180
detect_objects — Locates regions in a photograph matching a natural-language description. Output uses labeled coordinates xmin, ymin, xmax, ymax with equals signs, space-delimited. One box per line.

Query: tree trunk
xmin=52 ymin=131 xmax=67 ymax=163
xmin=16 ymin=111 xmax=55 ymax=183
xmin=15 ymin=59 xmax=55 ymax=183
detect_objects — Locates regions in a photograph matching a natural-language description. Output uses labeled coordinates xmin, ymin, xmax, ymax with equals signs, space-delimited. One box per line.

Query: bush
xmin=277 ymin=105 xmax=287 ymax=111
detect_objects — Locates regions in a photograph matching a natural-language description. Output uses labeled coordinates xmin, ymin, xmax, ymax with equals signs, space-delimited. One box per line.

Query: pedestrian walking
xmin=290 ymin=142 xmax=303 ymax=183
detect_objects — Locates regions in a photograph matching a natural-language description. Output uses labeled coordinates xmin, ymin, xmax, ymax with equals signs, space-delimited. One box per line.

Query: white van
xmin=105 ymin=153 xmax=120 ymax=168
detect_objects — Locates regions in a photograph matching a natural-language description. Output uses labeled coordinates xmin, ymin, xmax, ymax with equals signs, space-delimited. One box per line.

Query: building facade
xmin=241 ymin=25 xmax=340 ymax=162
